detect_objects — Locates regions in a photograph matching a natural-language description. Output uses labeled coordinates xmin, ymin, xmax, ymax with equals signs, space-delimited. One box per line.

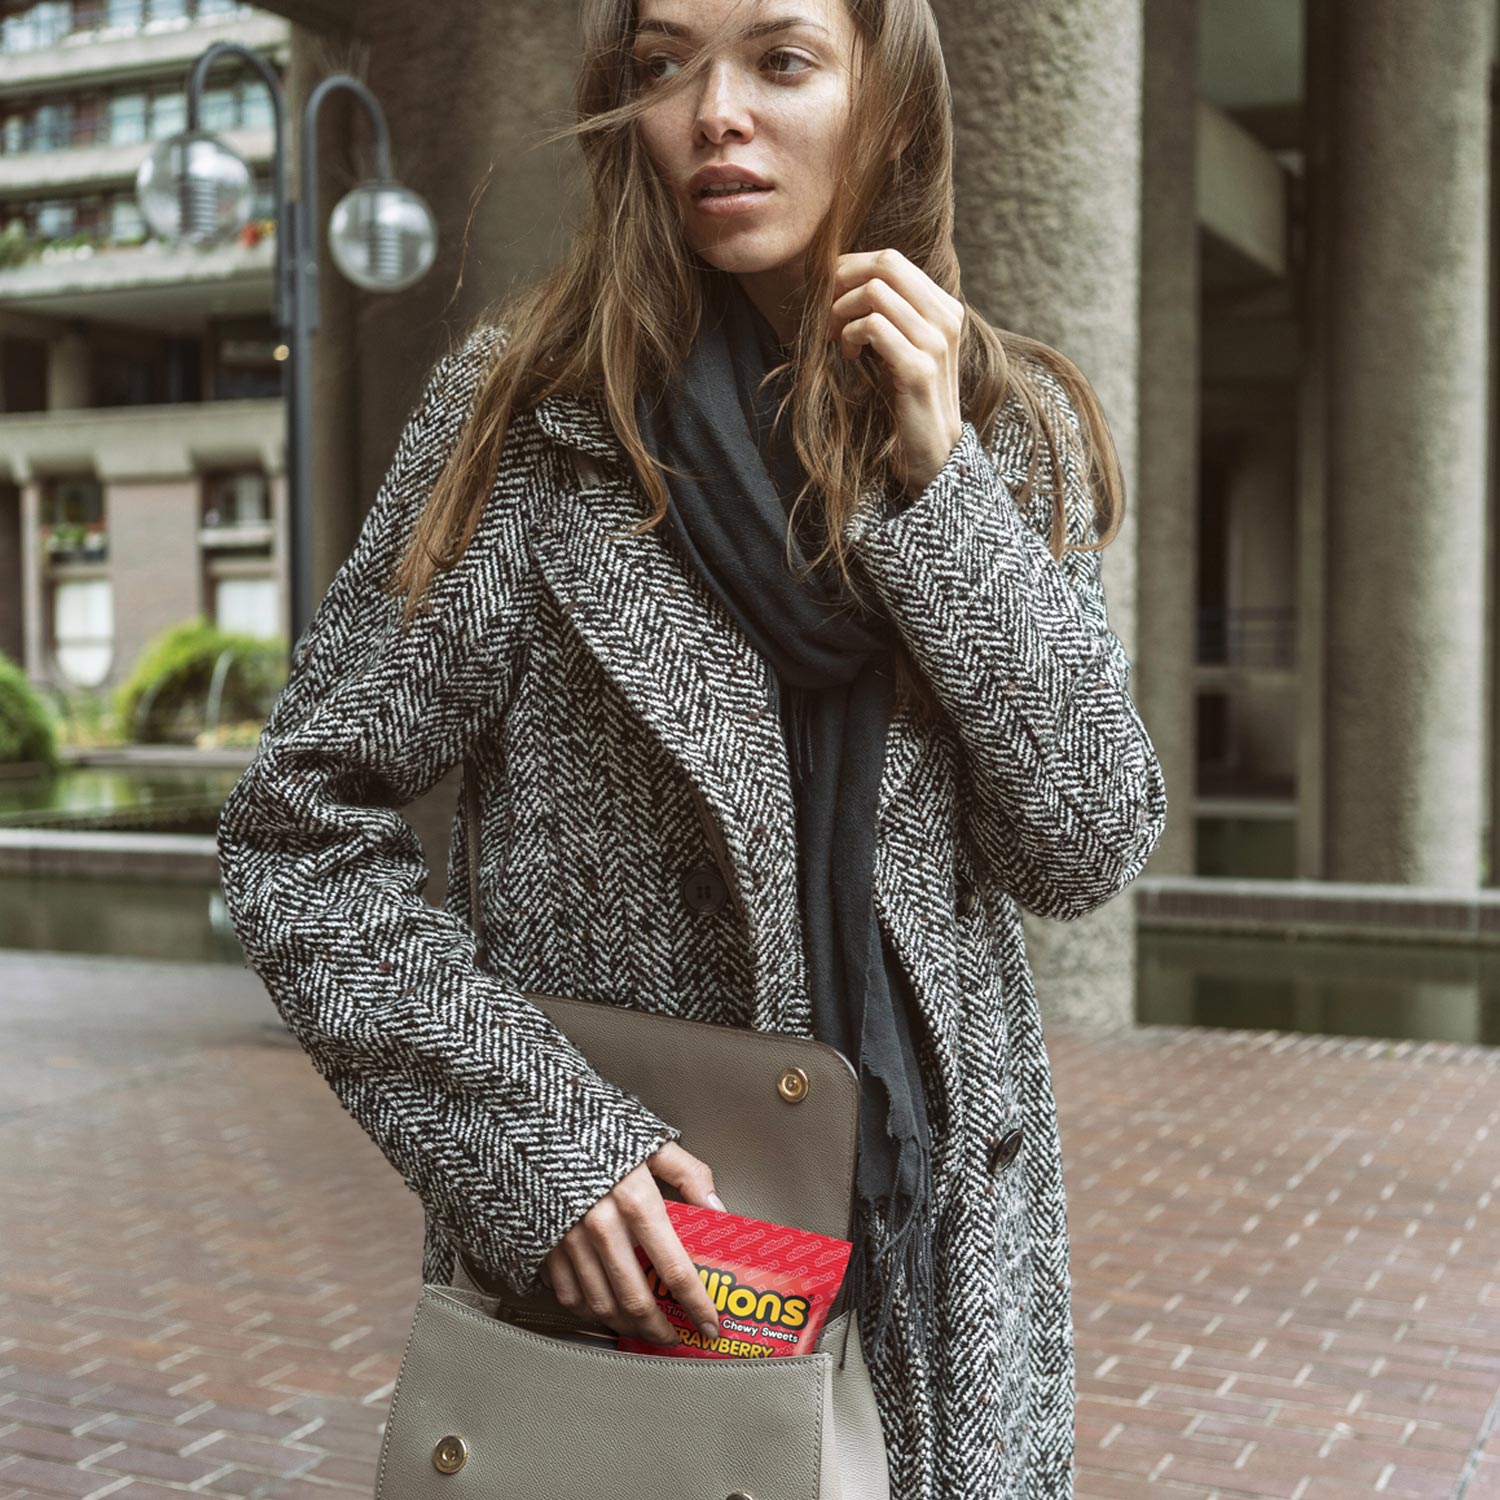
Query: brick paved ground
xmin=0 ymin=951 xmax=1497 ymax=1500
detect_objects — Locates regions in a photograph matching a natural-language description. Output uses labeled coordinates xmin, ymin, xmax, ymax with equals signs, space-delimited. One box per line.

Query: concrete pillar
xmin=1490 ymin=15 xmax=1500 ymax=892
xmin=1139 ymin=0 xmax=1201 ymax=880
xmin=106 ymin=479 xmax=201 ymax=683
xmin=0 ymin=484 xmax=22 ymax=664
xmin=936 ymin=0 xmax=1145 ymax=1024
xmin=1297 ymin=0 xmax=1334 ymax=881
xmin=19 ymin=479 xmax=44 ymax=681
xmin=1320 ymin=1 xmax=1492 ymax=886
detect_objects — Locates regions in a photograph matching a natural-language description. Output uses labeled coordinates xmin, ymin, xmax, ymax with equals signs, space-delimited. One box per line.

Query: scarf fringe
xmin=840 ymin=1133 xmax=936 ymax=1369
xmin=785 ymin=685 xmax=816 ymax=788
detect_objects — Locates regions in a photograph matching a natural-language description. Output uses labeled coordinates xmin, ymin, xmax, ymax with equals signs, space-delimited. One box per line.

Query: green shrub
xmin=0 ymin=652 xmax=58 ymax=768
xmin=114 ymin=618 xmax=287 ymax=745
xmin=49 ymin=687 xmax=124 ymax=750
xmin=0 ymin=221 xmax=34 ymax=271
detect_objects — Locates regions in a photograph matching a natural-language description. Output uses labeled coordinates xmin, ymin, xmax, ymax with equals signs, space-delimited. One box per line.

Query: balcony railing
xmin=1 ymin=107 xmax=274 ymax=157
xmin=42 ymin=523 xmax=109 ymax=565
xmin=0 ymin=216 xmax=274 ymax=269
xmin=199 ymin=518 xmax=273 ymax=551
xmin=0 ymin=1 xmax=253 ymax=58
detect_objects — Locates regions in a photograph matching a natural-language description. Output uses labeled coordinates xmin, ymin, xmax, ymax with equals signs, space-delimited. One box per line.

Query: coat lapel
xmin=529 ymin=390 xmax=929 ymax=1037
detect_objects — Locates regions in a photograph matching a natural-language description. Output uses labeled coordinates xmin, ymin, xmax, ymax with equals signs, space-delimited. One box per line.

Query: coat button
xmin=681 ymin=861 xmax=728 ymax=914
xmin=956 ymin=875 xmax=977 ymax=916
xmin=987 ymin=1126 xmax=1024 ymax=1175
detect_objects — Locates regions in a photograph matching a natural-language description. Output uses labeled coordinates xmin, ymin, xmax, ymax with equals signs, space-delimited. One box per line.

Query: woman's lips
xmin=692 ymin=186 xmax=775 ymax=217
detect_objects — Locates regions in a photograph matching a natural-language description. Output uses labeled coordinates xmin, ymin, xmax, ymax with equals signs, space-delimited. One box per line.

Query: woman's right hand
xmin=542 ymin=1140 xmax=728 ymax=1346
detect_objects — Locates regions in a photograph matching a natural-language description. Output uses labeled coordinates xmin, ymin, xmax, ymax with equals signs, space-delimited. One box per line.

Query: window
xmin=33 ymin=100 xmax=73 ymax=151
xmin=204 ymin=469 xmax=278 ymax=638
xmin=34 ymin=200 xmax=77 ymax=239
xmin=1 ymin=2 xmax=71 ymax=54
xmin=104 ymin=0 xmax=145 ymax=32
xmin=42 ymin=477 xmax=107 ymax=561
xmin=109 ymin=194 xmax=147 ymax=244
xmin=250 ymin=176 xmax=276 ymax=222
xmin=201 ymin=83 xmax=239 ymax=132
xmin=52 ymin=577 xmax=113 ymax=686
xmin=93 ymin=346 xmax=158 ymax=407
xmin=43 ymin=477 xmax=104 ymax=531
xmin=27 ymin=193 xmax=107 ymax=242
xmin=199 ymin=80 xmax=275 ymax=134
xmin=74 ymin=94 xmax=107 ymax=147
xmin=147 ymin=87 xmax=185 ymax=140
xmin=214 ymin=326 xmax=281 ymax=400
xmin=108 ymin=92 xmax=147 ymax=146
xmin=203 ymin=471 xmax=270 ymax=533
xmin=241 ymin=82 xmax=274 ymax=131
xmin=1 ymin=337 xmax=48 ymax=414
xmin=213 ymin=576 xmax=278 ymax=638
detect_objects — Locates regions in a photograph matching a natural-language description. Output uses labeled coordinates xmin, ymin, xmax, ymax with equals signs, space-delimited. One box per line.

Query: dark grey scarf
xmin=633 ymin=267 xmax=935 ymax=1363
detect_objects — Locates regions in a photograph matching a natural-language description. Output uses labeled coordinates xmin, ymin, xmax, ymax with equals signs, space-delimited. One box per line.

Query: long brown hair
xmin=389 ymin=0 xmax=1125 ymax=719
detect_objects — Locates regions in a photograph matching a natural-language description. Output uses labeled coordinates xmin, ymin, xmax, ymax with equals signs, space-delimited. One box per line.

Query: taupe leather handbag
xmin=372 ymin=454 xmax=892 ymax=1500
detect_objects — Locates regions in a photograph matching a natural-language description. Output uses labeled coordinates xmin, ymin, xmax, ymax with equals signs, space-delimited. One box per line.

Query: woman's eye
xmin=764 ymin=48 xmax=814 ymax=79
xmin=633 ymin=48 xmax=814 ymax=86
xmin=636 ymin=52 xmax=680 ymax=84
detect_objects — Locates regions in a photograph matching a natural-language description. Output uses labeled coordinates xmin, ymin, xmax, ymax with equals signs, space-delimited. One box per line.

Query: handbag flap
xmin=526 ymin=989 xmax=860 ymax=1243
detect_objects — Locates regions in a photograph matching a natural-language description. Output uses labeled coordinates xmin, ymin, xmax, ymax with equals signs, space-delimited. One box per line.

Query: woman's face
xmin=631 ymin=0 xmax=857 ymax=342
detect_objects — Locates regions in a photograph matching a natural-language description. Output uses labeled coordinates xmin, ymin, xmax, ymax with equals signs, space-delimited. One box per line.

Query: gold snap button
xmin=776 ymin=1066 xmax=809 ymax=1103
xmin=432 ymin=1434 xmax=468 ymax=1473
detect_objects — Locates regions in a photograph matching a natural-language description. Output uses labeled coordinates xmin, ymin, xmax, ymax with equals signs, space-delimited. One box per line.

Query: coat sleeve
xmin=217 ymin=323 xmax=683 ymax=1298
xmin=846 ymin=360 xmax=1167 ymax=922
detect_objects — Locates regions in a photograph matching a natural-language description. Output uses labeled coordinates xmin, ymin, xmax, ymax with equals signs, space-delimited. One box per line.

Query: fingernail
xmin=708 ymin=1192 xmax=727 ymax=1212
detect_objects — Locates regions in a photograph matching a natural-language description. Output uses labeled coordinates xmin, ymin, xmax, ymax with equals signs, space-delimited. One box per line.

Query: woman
xmin=217 ymin=0 xmax=1167 ymax=1495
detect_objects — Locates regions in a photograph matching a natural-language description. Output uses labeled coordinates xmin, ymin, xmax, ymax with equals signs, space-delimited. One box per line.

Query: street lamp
xmin=135 ymin=42 xmax=438 ymax=654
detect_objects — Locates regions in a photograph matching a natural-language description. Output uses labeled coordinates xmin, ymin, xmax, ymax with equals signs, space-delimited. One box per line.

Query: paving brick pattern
xmin=1 ymin=953 xmax=1497 ymax=1500
xmin=1055 ymin=1022 xmax=1500 ymax=1499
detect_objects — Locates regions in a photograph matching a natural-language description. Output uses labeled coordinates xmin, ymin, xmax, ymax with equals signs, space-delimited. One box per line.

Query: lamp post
xmin=135 ymin=42 xmax=438 ymax=656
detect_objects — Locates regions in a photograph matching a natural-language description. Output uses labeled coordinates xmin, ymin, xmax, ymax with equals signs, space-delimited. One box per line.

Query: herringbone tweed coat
xmin=218 ymin=319 xmax=1166 ymax=1500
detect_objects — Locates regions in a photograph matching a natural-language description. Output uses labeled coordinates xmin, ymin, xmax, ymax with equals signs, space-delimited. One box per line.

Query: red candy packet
xmin=618 ymin=1199 xmax=853 ymax=1360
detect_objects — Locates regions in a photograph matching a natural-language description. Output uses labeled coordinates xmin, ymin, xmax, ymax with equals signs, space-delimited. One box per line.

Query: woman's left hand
xmin=828 ymin=248 xmax=966 ymax=501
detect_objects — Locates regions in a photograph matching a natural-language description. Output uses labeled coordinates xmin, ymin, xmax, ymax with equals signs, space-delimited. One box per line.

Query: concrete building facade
xmin=0 ymin=0 xmax=289 ymax=691
xmin=1 ymin=0 xmax=1498 ymax=1024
